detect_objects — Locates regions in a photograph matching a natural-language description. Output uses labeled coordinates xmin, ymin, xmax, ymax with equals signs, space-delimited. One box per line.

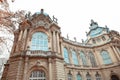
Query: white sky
xmin=8 ymin=0 xmax=120 ymax=42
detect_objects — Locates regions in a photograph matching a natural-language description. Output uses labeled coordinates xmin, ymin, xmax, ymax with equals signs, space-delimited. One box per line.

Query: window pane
xmin=101 ymin=51 xmax=112 ymax=64
xmin=64 ymin=48 xmax=69 ymax=63
xmin=89 ymin=53 xmax=97 ymax=67
xmin=77 ymin=74 xmax=82 ymax=80
xmin=68 ymin=74 xmax=72 ymax=80
xmin=29 ymin=70 xmax=46 ymax=80
xmin=72 ymin=51 xmax=78 ymax=65
xmin=30 ymin=32 xmax=48 ymax=51
xmin=80 ymin=52 xmax=87 ymax=66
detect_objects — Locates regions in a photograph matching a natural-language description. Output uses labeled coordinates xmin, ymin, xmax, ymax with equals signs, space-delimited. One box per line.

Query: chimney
xmin=41 ymin=9 xmax=44 ymax=14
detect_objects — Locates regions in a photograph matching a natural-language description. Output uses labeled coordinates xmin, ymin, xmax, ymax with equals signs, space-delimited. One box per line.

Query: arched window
xmin=86 ymin=72 xmax=91 ymax=80
xmin=29 ymin=70 xmax=46 ymax=80
xmin=68 ymin=73 xmax=72 ymax=80
xmin=30 ymin=32 xmax=48 ymax=51
xmin=101 ymin=50 xmax=112 ymax=64
xmin=64 ymin=48 xmax=69 ymax=63
xmin=89 ymin=52 xmax=97 ymax=67
xmin=80 ymin=51 xmax=87 ymax=66
xmin=72 ymin=50 xmax=79 ymax=65
xmin=77 ymin=74 xmax=82 ymax=80
xmin=111 ymin=75 xmax=119 ymax=80
xmin=95 ymin=72 xmax=101 ymax=80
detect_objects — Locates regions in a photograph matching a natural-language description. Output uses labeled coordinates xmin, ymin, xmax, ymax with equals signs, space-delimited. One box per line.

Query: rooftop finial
xmin=41 ymin=9 xmax=44 ymax=14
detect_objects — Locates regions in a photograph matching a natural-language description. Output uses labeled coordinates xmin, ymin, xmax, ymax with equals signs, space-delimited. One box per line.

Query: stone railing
xmin=63 ymin=37 xmax=112 ymax=47
xmin=26 ymin=50 xmax=55 ymax=57
xmin=65 ymin=62 xmax=120 ymax=69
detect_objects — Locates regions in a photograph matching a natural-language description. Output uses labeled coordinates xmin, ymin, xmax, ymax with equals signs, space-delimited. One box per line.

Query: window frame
xmin=101 ymin=50 xmax=112 ymax=64
xmin=30 ymin=32 xmax=48 ymax=51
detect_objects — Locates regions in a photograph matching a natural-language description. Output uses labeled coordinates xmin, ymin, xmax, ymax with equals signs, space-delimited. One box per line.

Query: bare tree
xmin=0 ymin=0 xmax=26 ymax=57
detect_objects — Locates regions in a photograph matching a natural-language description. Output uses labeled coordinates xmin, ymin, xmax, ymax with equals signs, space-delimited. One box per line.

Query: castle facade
xmin=2 ymin=9 xmax=120 ymax=80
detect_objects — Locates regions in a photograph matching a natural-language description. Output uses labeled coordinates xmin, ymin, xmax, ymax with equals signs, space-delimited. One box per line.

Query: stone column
xmin=76 ymin=50 xmax=81 ymax=66
xmin=22 ymin=29 xmax=27 ymax=50
xmin=86 ymin=52 xmax=91 ymax=67
xmin=49 ymin=58 xmax=52 ymax=80
xmin=56 ymin=32 xmax=60 ymax=54
xmin=23 ymin=29 xmax=27 ymax=39
xmin=109 ymin=46 xmax=118 ymax=62
xmin=23 ymin=57 xmax=29 ymax=80
xmin=111 ymin=46 xmax=120 ymax=61
xmin=18 ymin=30 xmax=23 ymax=41
xmin=49 ymin=31 xmax=52 ymax=51
xmin=115 ymin=47 xmax=120 ymax=55
xmin=53 ymin=31 xmax=56 ymax=52
xmin=61 ymin=44 xmax=64 ymax=59
xmin=69 ymin=50 xmax=74 ymax=65
xmin=81 ymin=71 xmax=86 ymax=80
xmin=16 ymin=57 xmax=23 ymax=80
xmin=52 ymin=31 xmax=54 ymax=51
xmin=73 ymin=70 xmax=76 ymax=80
xmin=93 ymin=49 xmax=101 ymax=66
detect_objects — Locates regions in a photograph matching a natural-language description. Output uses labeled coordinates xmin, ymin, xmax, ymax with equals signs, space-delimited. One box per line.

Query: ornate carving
xmin=36 ymin=60 xmax=41 ymax=66
xmin=33 ymin=20 xmax=49 ymax=29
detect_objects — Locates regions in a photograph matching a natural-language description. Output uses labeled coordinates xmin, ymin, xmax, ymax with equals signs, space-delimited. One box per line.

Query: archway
xmin=111 ymin=75 xmax=119 ymax=80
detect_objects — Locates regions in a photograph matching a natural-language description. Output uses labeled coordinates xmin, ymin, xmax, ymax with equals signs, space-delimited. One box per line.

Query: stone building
xmin=1 ymin=9 xmax=120 ymax=80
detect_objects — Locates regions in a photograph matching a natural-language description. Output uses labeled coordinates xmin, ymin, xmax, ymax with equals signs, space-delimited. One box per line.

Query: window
xmin=80 ymin=51 xmax=87 ymax=66
xmin=101 ymin=50 xmax=112 ymax=64
xmin=29 ymin=70 xmax=46 ymax=80
xmin=95 ymin=72 xmax=101 ymax=80
xmin=102 ymin=36 xmax=106 ymax=41
xmin=86 ymin=72 xmax=91 ymax=80
xmin=89 ymin=52 xmax=97 ymax=67
xmin=30 ymin=32 xmax=48 ymax=51
xmin=68 ymin=73 xmax=72 ymax=80
xmin=77 ymin=74 xmax=82 ymax=80
xmin=97 ymin=38 xmax=101 ymax=42
xmin=92 ymin=39 xmax=96 ymax=44
xmin=111 ymin=75 xmax=119 ymax=80
xmin=64 ymin=48 xmax=69 ymax=63
xmin=72 ymin=50 xmax=79 ymax=65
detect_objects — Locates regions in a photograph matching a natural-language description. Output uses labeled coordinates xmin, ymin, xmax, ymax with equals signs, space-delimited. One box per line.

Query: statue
xmin=90 ymin=19 xmax=98 ymax=26
xmin=81 ymin=39 xmax=84 ymax=43
xmin=105 ymin=25 xmax=108 ymax=28
xmin=52 ymin=15 xmax=58 ymax=23
xmin=67 ymin=34 xmax=69 ymax=39
xmin=74 ymin=37 xmax=77 ymax=42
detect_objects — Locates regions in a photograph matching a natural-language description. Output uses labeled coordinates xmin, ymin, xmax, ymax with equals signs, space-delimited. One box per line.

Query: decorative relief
xmin=33 ymin=20 xmax=50 ymax=29
xmin=36 ymin=60 xmax=41 ymax=66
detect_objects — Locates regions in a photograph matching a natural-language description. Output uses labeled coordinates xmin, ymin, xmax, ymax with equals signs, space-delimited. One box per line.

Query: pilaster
xmin=23 ymin=57 xmax=29 ymax=80
xmin=48 ymin=58 xmax=52 ymax=80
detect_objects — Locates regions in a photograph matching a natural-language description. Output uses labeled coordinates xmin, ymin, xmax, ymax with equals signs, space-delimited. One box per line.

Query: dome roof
xmin=34 ymin=9 xmax=49 ymax=16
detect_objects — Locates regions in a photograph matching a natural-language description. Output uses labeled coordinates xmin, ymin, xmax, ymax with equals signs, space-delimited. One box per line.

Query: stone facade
xmin=1 ymin=9 xmax=120 ymax=80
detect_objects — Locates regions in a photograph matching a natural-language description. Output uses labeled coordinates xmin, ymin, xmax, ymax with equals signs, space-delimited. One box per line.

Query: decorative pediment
xmin=32 ymin=20 xmax=50 ymax=29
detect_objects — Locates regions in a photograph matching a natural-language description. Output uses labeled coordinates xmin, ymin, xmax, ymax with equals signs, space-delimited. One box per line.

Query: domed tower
xmin=2 ymin=9 xmax=65 ymax=80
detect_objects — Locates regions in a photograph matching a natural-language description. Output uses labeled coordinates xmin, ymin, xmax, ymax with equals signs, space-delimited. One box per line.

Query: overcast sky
xmin=8 ymin=0 xmax=120 ymax=42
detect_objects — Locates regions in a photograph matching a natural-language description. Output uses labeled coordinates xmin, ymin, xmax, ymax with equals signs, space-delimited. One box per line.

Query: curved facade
xmin=2 ymin=9 xmax=120 ymax=80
